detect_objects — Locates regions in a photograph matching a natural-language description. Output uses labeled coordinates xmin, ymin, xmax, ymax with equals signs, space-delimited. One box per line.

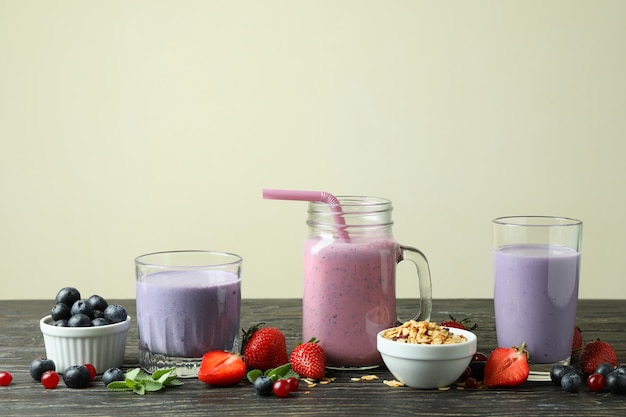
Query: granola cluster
xmin=381 ymin=320 xmax=467 ymax=345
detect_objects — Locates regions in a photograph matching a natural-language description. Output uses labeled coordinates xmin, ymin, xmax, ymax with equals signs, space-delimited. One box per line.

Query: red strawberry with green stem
xmin=483 ymin=343 xmax=530 ymax=388
xmin=579 ymin=339 xmax=617 ymax=375
xmin=241 ymin=323 xmax=288 ymax=371
xmin=290 ymin=337 xmax=326 ymax=380
xmin=198 ymin=350 xmax=246 ymax=386
xmin=439 ymin=314 xmax=477 ymax=331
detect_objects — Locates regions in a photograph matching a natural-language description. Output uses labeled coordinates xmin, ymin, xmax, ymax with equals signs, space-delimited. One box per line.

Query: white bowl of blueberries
xmin=39 ymin=287 xmax=131 ymax=374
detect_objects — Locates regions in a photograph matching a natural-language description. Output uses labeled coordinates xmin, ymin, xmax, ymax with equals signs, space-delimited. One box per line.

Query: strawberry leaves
xmin=106 ymin=368 xmax=183 ymax=395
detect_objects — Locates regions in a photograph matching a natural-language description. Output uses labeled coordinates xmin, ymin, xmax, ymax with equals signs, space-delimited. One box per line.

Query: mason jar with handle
xmin=303 ymin=196 xmax=432 ymax=369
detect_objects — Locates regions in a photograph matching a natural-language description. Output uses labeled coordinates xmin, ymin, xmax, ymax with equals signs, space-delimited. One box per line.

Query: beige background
xmin=1 ymin=1 xmax=624 ymax=301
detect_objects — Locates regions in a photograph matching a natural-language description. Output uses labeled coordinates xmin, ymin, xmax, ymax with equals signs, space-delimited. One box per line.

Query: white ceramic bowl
xmin=39 ymin=315 xmax=131 ymax=374
xmin=377 ymin=327 xmax=477 ymax=389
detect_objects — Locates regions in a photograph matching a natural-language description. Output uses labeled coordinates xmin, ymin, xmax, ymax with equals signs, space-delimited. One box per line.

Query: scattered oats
xmin=360 ymin=375 xmax=379 ymax=381
xmin=350 ymin=377 xmax=362 ymax=382
xmin=381 ymin=320 xmax=467 ymax=345
xmin=438 ymin=386 xmax=451 ymax=391
xmin=300 ymin=376 xmax=334 ymax=388
xmin=383 ymin=379 xmax=405 ymax=387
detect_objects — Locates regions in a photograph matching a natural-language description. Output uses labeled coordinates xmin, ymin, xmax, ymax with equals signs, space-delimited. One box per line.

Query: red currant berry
xmin=0 ymin=371 xmax=13 ymax=386
xmin=586 ymin=373 xmax=606 ymax=392
xmin=286 ymin=376 xmax=300 ymax=392
xmin=272 ymin=379 xmax=291 ymax=398
xmin=465 ymin=377 xmax=479 ymax=388
xmin=84 ymin=364 xmax=97 ymax=381
xmin=41 ymin=370 xmax=60 ymax=389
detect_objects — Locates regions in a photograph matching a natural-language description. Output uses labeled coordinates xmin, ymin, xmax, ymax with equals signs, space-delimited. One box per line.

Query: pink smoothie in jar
xmin=303 ymin=236 xmax=400 ymax=368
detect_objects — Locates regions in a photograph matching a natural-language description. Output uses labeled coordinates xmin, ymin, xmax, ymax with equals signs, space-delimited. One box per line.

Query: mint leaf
xmin=247 ymin=369 xmax=263 ymax=383
xmin=124 ymin=368 xmax=142 ymax=381
xmin=106 ymin=381 xmax=131 ymax=392
xmin=107 ymin=367 xmax=183 ymax=395
xmin=246 ymin=363 xmax=298 ymax=383
xmin=132 ymin=384 xmax=146 ymax=395
xmin=152 ymin=368 xmax=175 ymax=381
xmin=153 ymin=369 xmax=179 ymax=386
xmin=134 ymin=370 xmax=153 ymax=382
xmin=143 ymin=379 xmax=165 ymax=392
xmin=266 ymin=363 xmax=295 ymax=381
xmin=165 ymin=378 xmax=184 ymax=387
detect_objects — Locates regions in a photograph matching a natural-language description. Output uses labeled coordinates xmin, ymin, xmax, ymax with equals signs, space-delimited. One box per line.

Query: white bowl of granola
xmin=377 ymin=321 xmax=477 ymax=389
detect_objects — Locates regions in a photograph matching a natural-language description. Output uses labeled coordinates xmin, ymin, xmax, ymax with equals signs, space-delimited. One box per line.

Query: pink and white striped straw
xmin=262 ymin=188 xmax=349 ymax=241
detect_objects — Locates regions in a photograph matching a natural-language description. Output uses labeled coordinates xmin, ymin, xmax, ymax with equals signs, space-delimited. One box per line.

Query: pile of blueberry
xmin=29 ymin=357 xmax=125 ymax=389
xmin=551 ymin=363 xmax=626 ymax=394
xmin=49 ymin=287 xmax=127 ymax=327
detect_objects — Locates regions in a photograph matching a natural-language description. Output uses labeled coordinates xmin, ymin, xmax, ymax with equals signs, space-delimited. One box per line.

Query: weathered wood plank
xmin=1 ymin=299 xmax=625 ymax=416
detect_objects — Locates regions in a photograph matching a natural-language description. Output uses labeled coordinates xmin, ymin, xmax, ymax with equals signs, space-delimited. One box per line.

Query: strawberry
xmin=571 ymin=326 xmax=583 ymax=354
xmin=439 ymin=314 xmax=477 ymax=331
xmin=198 ymin=350 xmax=246 ymax=386
xmin=241 ymin=324 xmax=288 ymax=371
xmin=483 ymin=343 xmax=530 ymax=388
xmin=289 ymin=337 xmax=326 ymax=380
xmin=579 ymin=339 xmax=617 ymax=375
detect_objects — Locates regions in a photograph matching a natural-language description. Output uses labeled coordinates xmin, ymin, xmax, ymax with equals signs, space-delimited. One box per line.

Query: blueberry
xmin=605 ymin=371 xmax=626 ymax=394
xmin=615 ymin=365 xmax=626 ymax=375
xmin=594 ymin=362 xmax=615 ymax=377
xmin=55 ymin=287 xmax=81 ymax=308
xmin=253 ymin=376 xmax=274 ymax=396
xmin=86 ymin=294 xmax=108 ymax=311
xmin=102 ymin=368 xmax=125 ymax=386
xmin=560 ymin=372 xmax=582 ymax=393
xmin=104 ymin=304 xmax=127 ymax=324
xmin=51 ymin=303 xmax=71 ymax=321
xmin=550 ymin=364 xmax=576 ymax=386
xmin=29 ymin=358 xmax=56 ymax=381
xmin=70 ymin=300 xmax=94 ymax=319
xmin=67 ymin=313 xmax=92 ymax=327
xmin=91 ymin=318 xmax=109 ymax=326
xmin=53 ymin=319 xmax=68 ymax=327
xmin=63 ymin=365 xmax=91 ymax=388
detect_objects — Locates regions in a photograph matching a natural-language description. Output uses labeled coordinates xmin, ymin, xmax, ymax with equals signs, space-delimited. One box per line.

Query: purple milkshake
xmin=494 ymin=244 xmax=580 ymax=364
xmin=136 ymin=270 xmax=241 ymax=358
xmin=135 ymin=250 xmax=242 ymax=377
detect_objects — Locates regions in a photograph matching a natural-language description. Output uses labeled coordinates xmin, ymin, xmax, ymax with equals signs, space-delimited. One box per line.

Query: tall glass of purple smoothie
xmin=304 ymin=196 xmax=432 ymax=369
xmin=493 ymin=216 xmax=582 ymax=381
xmin=135 ymin=250 xmax=242 ymax=378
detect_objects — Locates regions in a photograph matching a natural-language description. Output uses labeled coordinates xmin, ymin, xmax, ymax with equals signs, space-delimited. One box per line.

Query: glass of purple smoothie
xmin=493 ymin=216 xmax=582 ymax=381
xmin=135 ymin=250 xmax=242 ymax=378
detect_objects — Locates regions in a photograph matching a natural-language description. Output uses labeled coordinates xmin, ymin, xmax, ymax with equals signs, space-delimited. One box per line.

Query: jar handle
xmin=398 ymin=245 xmax=432 ymax=322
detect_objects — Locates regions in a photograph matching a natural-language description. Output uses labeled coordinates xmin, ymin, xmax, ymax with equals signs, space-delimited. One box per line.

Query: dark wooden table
xmin=1 ymin=299 xmax=625 ymax=416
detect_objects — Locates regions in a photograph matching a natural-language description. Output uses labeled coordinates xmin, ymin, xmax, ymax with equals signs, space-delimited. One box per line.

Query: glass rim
xmin=309 ymin=195 xmax=391 ymax=207
xmin=492 ymin=216 xmax=582 ymax=227
xmin=134 ymin=250 xmax=242 ymax=269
